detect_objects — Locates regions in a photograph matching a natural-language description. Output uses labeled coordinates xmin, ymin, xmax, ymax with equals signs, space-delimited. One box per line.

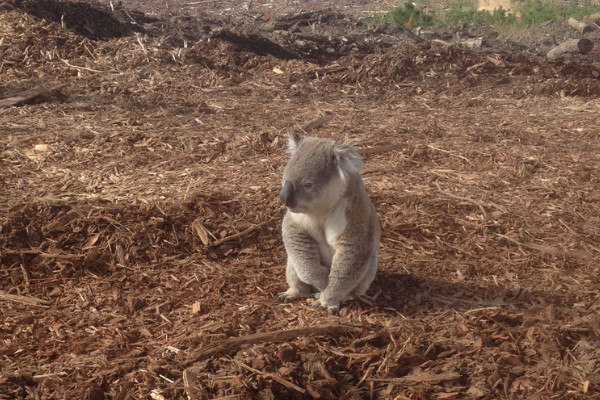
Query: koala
xmin=277 ymin=131 xmax=380 ymax=314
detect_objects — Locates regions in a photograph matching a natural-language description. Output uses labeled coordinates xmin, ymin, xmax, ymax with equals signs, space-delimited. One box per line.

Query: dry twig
xmin=435 ymin=182 xmax=488 ymax=218
xmin=60 ymin=59 xmax=101 ymax=73
xmin=211 ymin=220 xmax=272 ymax=247
xmin=0 ymin=83 xmax=67 ymax=107
xmin=427 ymin=145 xmax=472 ymax=164
xmin=370 ymin=371 xmax=462 ymax=384
xmin=233 ymin=359 xmax=306 ymax=394
xmin=301 ymin=112 xmax=333 ymax=132
xmin=361 ymin=143 xmax=404 ymax=156
xmin=182 ymin=324 xmax=361 ymax=366
xmin=0 ymin=290 xmax=50 ymax=307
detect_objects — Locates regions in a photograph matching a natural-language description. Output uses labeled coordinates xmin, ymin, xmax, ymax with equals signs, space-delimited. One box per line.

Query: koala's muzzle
xmin=279 ymin=181 xmax=295 ymax=207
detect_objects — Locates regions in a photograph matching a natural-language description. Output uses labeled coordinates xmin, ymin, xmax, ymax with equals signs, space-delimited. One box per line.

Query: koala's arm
xmin=318 ymin=237 xmax=371 ymax=305
xmin=317 ymin=208 xmax=378 ymax=313
xmin=282 ymin=216 xmax=330 ymax=292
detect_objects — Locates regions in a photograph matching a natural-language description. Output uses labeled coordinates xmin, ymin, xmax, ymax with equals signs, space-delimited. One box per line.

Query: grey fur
xmin=277 ymin=132 xmax=380 ymax=314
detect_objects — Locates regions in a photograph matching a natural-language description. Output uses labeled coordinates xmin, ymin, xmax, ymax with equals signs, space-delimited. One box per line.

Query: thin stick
xmin=32 ymin=372 xmax=68 ymax=381
xmin=233 ymin=359 xmax=306 ymax=394
xmin=211 ymin=220 xmax=270 ymax=247
xmin=466 ymin=61 xmax=487 ymax=73
xmin=135 ymin=33 xmax=148 ymax=56
xmin=301 ymin=112 xmax=333 ymax=132
xmin=360 ymin=143 xmax=404 ymax=156
xmin=435 ymin=182 xmax=488 ymax=218
xmin=357 ymin=366 xmax=373 ymax=387
xmin=20 ymin=264 xmax=30 ymax=288
xmin=0 ymin=290 xmax=50 ymax=307
xmin=558 ymin=218 xmax=578 ymax=236
xmin=184 ymin=0 xmax=224 ymax=5
xmin=182 ymin=324 xmax=361 ymax=366
xmin=464 ymin=306 xmax=503 ymax=314
xmin=427 ymin=145 xmax=472 ymax=165
xmin=370 ymin=371 xmax=461 ymax=384
xmin=496 ymin=234 xmax=588 ymax=259
xmin=159 ymin=374 xmax=175 ymax=384
xmin=0 ymin=83 xmax=68 ymax=107
xmin=60 ymin=59 xmax=101 ymax=73
xmin=182 ymin=369 xmax=201 ymax=400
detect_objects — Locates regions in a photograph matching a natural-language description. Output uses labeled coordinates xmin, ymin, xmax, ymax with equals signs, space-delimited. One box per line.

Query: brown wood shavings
xmin=1 ymin=0 xmax=600 ymax=399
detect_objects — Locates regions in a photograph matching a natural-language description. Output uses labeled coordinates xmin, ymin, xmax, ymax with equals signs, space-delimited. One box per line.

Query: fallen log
xmin=461 ymin=37 xmax=483 ymax=50
xmin=547 ymin=38 xmax=593 ymax=60
xmin=568 ymin=17 xmax=593 ymax=34
xmin=583 ymin=12 xmax=600 ymax=30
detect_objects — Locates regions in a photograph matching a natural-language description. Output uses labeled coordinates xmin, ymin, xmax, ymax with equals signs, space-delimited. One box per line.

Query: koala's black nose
xmin=279 ymin=181 xmax=295 ymax=207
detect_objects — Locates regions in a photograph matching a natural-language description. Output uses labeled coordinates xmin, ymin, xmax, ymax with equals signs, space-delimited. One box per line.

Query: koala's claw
xmin=326 ymin=305 xmax=340 ymax=315
xmin=312 ymin=299 xmax=340 ymax=315
xmin=277 ymin=288 xmax=304 ymax=303
xmin=359 ymin=294 xmax=376 ymax=304
xmin=276 ymin=292 xmax=288 ymax=302
xmin=276 ymin=293 xmax=293 ymax=303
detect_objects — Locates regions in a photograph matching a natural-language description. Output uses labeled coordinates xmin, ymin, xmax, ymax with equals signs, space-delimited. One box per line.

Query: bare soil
xmin=1 ymin=0 xmax=600 ymax=399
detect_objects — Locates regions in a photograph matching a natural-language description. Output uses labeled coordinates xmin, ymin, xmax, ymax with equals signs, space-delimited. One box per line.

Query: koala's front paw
xmin=359 ymin=294 xmax=376 ymax=304
xmin=312 ymin=298 xmax=340 ymax=315
xmin=277 ymin=288 xmax=310 ymax=303
xmin=277 ymin=288 xmax=303 ymax=303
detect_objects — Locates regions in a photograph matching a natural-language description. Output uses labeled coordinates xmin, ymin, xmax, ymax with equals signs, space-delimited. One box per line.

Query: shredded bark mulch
xmin=1 ymin=1 xmax=599 ymax=399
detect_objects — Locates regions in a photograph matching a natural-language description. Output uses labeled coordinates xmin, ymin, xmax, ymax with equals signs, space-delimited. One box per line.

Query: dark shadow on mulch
xmin=372 ymin=270 xmax=573 ymax=314
xmin=6 ymin=0 xmax=155 ymax=40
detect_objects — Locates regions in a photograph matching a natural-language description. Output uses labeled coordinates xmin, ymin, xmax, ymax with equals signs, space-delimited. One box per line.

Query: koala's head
xmin=279 ymin=131 xmax=363 ymax=214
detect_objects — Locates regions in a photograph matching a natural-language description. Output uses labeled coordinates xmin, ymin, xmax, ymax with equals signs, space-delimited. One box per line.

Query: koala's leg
xmin=352 ymin=251 xmax=378 ymax=299
xmin=315 ymin=243 xmax=372 ymax=314
xmin=278 ymin=219 xmax=330 ymax=302
xmin=277 ymin=262 xmax=315 ymax=302
xmin=350 ymin=222 xmax=380 ymax=302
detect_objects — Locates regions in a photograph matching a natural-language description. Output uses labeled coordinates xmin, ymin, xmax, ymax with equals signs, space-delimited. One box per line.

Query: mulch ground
xmin=1 ymin=1 xmax=600 ymax=399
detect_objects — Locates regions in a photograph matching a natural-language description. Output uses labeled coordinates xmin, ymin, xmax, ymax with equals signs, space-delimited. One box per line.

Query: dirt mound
xmin=307 ymin=41 xmax=600 ymax=98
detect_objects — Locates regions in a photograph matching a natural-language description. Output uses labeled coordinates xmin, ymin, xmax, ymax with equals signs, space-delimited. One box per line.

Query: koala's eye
xmin=303 ymin=182 xmax=313 ymax=190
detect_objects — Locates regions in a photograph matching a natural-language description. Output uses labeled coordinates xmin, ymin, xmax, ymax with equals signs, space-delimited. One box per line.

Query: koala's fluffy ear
xmin=333 ymin=142 xmax=363 ymax=175
xmin=287 ymin=130 xmax=303 ymax=154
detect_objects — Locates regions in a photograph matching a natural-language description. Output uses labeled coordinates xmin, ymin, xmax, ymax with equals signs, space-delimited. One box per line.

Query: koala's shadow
xmin=369 ymin=270 xmax=564 ymax=316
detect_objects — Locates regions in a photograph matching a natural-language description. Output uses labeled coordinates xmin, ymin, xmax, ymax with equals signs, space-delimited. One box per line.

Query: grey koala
xmin=277 ymin=131 xmax=380 ymax=314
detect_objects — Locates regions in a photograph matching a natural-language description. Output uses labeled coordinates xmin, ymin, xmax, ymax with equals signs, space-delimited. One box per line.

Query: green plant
xmin=369 ymin=0 xmax=600 ymax=29
xmin=367 ymin=2 xmax=436 ymax=28
xmin=445 ymin=0 xmax=477 ymax=25
xmin=366 ymin=13 xmax=392 ymax=27
xmin=390 ymin=2 xmax=436 ymax=26
xmin=490 ymin=7 xmax=517 ymax=26
xmin=519 ymin=0 xmax=559 ymax=25
xmin=519 ymin=0 xmax=600 ymax=26
xmin=445 ymin=0 xmax=516 ymax=27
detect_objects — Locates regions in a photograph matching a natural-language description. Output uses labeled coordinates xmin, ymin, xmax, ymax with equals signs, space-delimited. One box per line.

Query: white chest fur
xmin=288 ymin=200 xmax=348 ymax=267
